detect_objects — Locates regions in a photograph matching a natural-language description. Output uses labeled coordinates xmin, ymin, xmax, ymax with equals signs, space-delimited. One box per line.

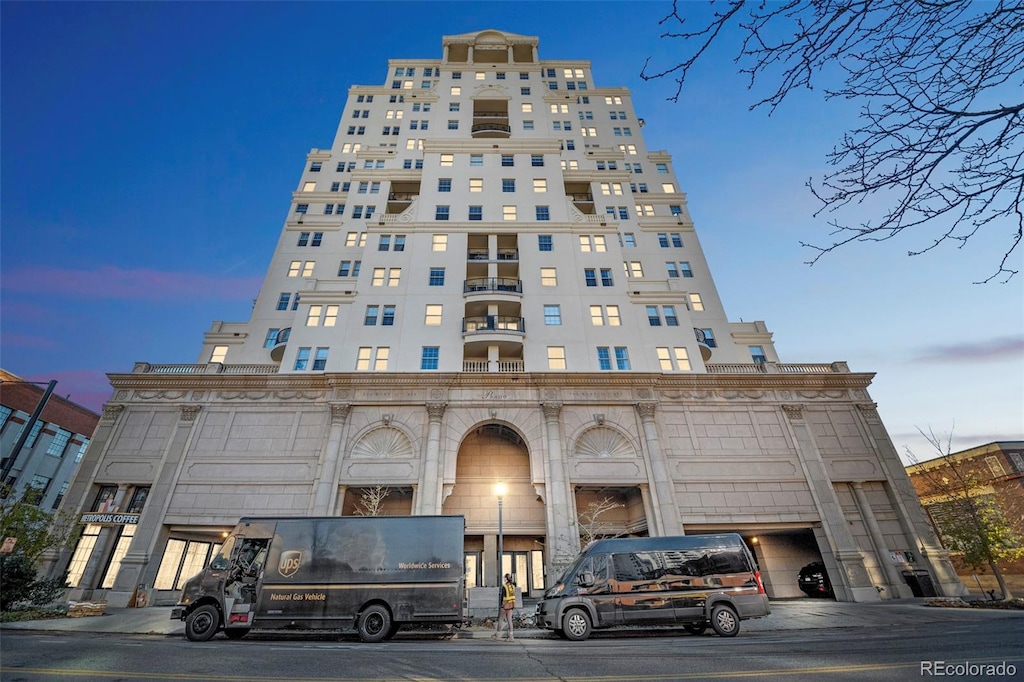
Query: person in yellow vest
xmin=492 ymin=573 xmax=516 ymax=641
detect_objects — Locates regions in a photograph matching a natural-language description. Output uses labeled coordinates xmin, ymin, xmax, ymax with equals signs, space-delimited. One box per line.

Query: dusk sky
xmin=2 ymin=2 xmax=1021 ymax=462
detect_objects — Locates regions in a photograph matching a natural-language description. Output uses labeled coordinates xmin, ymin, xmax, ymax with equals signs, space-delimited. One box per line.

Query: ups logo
xmin=278 ymin=550 xmax=302 ymax=578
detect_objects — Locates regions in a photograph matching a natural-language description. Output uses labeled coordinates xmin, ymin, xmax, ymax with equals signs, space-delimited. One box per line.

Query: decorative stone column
xmin=781 ymin=403 xmax=878 ymax=602
xmin=850 ymin=481 xmax=909 ymax=597
xmin=311 ymin=403 xmax=350 ymax=515
xmin=107 ymin=404 xmax=202 ymax=608
xmin=416 ymin=402 xmax=447 ymax=514
xmin=540 ymin=402 xmax=576 ymax=571
xmin=634 ymin=402 xmax=682 ymax=535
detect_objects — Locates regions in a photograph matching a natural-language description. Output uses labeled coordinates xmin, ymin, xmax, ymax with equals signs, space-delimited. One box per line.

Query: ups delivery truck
xmin=171 ymin=515 xmax=465 ymax=642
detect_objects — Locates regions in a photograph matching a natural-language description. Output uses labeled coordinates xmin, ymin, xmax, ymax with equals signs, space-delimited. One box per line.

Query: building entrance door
xmin=501 ymin=550 xmax=545 ymax=597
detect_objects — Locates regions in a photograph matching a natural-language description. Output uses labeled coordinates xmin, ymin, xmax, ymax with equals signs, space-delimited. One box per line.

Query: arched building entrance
xmin=442 ymin=422 xmax=547 ymax=597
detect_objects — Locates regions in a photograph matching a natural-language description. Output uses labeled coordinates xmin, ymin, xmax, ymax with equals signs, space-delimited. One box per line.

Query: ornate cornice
xmin=541 ymin=402 xmax=562 ymax=419
xmin=781 ymin=404 xmax=804 ymax=421
xmin=856 ymin=403 xmax=881 ymax=422
xmin=101 ymin=404 xmax=124 ymax=421
xmin=180 ymin=405 xmax=202 ymax=422
xmin=426 ymin=402 xmax=447 ymax=420
xmin=635 ymin=402 xmax=658 ymax=419
xmin=329 ymin=402 xmax=351 ymax=424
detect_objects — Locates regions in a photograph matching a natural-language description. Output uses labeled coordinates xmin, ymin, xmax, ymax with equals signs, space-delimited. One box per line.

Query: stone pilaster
xmin=635 ymin=402 xmax=682 ymax=535
xmin=540 ymin=402 xmax=576 ymax=571
xmin=416 ymin=402 xmax=447 ymax=514
xmin=310 ymin=403 xmax=350 ymax=515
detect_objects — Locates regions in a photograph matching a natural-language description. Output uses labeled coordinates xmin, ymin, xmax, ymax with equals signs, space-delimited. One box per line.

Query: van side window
xmin=662 ymin=549 xmax=705 ymax=577
xmin=612 ymin=551 xmax=660 ymax=582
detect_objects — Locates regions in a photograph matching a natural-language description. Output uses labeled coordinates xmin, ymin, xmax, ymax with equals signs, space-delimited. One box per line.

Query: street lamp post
xmin=494 ymin=482 xmax=506 ymax=587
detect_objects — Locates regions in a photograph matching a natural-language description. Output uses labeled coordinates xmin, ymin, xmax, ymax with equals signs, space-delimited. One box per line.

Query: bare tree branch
xmin=642 ymin=0 xmax=1024 ymax=282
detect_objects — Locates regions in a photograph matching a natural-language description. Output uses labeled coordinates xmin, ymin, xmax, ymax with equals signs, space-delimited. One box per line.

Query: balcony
xmin=269 ymin=328 xmax=291 ymax=362
xmin=462 ymin=315 xmax=525 ymax=334
xmin=463 ymin=277 xmax=522 ymax=294
xmin=467 ymin=249 xmax=519 ymax=261
xmin=463 ymin=360 xmax=525 ymax=373
xmin=471 ymin=122 xmax=512 ymax=137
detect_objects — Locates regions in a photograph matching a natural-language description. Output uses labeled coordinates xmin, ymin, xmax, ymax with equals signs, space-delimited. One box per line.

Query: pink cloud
xmin=1 ymin=266 xmax=261 ymax=301
xmin=0 ymin=333 xmax=59 ymax=349
xmin=910 ymin=336 xmax=1024 ymax=364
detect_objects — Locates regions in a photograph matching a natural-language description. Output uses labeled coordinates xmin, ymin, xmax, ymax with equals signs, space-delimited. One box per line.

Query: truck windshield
xmin=210 ymin=535 xmax=237 ymax=569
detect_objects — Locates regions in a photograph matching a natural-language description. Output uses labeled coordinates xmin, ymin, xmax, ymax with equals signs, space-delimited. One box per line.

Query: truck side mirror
xmin=576 ymin=571 xmax=595 ymax=588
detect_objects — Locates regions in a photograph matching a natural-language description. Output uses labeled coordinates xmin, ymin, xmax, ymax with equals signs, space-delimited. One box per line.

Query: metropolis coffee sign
xmin=79 ymin=512 xmax=140 ymax=526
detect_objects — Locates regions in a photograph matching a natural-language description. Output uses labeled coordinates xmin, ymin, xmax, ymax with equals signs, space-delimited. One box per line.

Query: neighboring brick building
xmin=906 ymin=441 xmax=1024 ymax=597
xmin=1 ymin=368 xmax=100 ymax=511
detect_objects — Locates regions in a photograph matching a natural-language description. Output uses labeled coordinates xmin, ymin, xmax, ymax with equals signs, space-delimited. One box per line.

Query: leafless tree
xmin=354 ymin=485 xmax=390 ymax=517
xmin=642 ymin=0 xmax=1024 ymax=283
xmin=576 ymin=497 xmax=625 ymax=547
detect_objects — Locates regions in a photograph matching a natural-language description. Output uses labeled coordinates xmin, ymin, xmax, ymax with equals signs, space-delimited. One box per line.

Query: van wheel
xmin=710 ymin=604 xmax=739 ymax=637
xmin=563 ymin=608 xmax=592 ymax=641
xmin=223 ymin=628 xmax=249 ymax=640
xmin=683 ymin=622 xmax=707 ymax=635
xmin=358 ymin=604 xmax=392 ymax=643
xmin=185 ymin=604 xmax=220 ymax=642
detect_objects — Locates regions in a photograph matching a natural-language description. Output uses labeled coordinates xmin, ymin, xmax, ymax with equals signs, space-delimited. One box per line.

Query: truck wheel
xmin=224 ymin=628 xmax=249 ymax=640
xmin=683 ymin=622 xmax=707 ymax=635
xmin=357 ymin=604 xmax=392 ymax=643
xmin=185 ymin=604 xmax=220 ymax=642
xmin=562 ymin=608 xmax=592 ymax=641
xmin=710 ymin=604 xmax=739 ymax=637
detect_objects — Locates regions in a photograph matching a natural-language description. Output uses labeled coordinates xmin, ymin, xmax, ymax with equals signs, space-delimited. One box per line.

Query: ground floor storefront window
xmin=154 ymin=538 xmax=222 ymax=591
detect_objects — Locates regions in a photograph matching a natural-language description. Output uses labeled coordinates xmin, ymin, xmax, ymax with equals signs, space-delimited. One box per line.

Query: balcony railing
xmin=463 ymin=360 xmax=525 ymax=372
xmin=387 ymin=193 xmax=417 ymax=201
xmin=467 ymin=249 xmax=519 ymax=261
xmin=569 ymin=193 xmax=595 ymax=202
xmin=462 ymin=316 xmax=526 ymax=334
xmin=471 ymin=122 xmax=512 ymax=135
xmin=472 ymin=111 xmax=510 ymax=118
xmin=464 ymin=277 xmax=522 ymax=294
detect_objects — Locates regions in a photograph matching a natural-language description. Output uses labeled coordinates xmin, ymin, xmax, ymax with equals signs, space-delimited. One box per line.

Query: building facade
xmin=1 ymin=368 xmax=99 ymax=511
xmin=906 ymin=441 xmax=1024 ymax=597
xmin=52 ymin=29 xmax=964 ymax=607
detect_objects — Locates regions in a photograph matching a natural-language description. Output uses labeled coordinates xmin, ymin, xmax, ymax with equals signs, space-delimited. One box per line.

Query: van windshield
xmin=210 ymin=535 xmax=237 ymax=569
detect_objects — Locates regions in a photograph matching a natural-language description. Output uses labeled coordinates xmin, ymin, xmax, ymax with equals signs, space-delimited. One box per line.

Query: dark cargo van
xmin=535 ymin=534 xmax=769 ymax=640
xmin=171 ymin=515 xmax=465 ymax=642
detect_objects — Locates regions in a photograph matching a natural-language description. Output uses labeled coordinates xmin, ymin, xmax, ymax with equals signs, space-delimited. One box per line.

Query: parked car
xmin=797 ymin=561 xmax=833 ymax=598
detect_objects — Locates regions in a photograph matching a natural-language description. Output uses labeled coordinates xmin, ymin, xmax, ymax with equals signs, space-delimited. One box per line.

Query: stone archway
xmin=442 ymin=423 xmax=546 ymax=596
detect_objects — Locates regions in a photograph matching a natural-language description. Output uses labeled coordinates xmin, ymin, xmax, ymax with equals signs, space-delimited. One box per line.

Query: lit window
xmin=356 ymin=347 xmax=372 ymax=370
xmin=638 ymin=204 xmax=655 ymax=217
xmin=440 ymin=154 xmax=454 ymax=167
xmin=548 ymin=347 xmax=566 ymax=370
xmin=689 ymin=293 xmax=705 ymax=311
xmin=662 ymin=183 xmax=676 ymax=193
xmin=475 ymin=71 xmax=485 ymax=80
xmin=302 ymin=181 xmax=316 ymax=192
xmin=388 ymin=268 xmax=401 ymax=286
xmin=307 ymin=305 xmax=323 ymax=327
xmin=503 ymin=205 xmax=517 ymax=221
xmin=425 ymin=304 xmax=443 ymax=325
xmin=590 ymin=305 xmax=604 ymax=325
xmin=302 ymin=261 xmax=314 ymax=277
xmin=469 ymin=178 xmax=483 ymax=192
xmin=522 ymin=103 xmax=533 ymax=113
xmin=674 ymin=348 xmax=691 ymax=371
xmin=374 ymin=347 xmax=390 ymax=371
xmin=432 ymin=234 xmax=448 ymax=251
xmin=540 ymin=267 xmax=557 ymax=286
xmin=594 ymin=236 xmax=606 ymax=252
xmin=625 ymin=261 xmax=644 ymax=278
xmin=324 ymin=305 xmax=338 ymax=327
xmin=533 ymin=179 xmax=547 ymax=192
xmin=372 ymin=268 xmax=385 ymax=286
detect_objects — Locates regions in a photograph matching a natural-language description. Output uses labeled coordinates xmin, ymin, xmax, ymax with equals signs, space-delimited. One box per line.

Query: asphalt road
xmin=2 ymin=618 xmax=1022 ymax=681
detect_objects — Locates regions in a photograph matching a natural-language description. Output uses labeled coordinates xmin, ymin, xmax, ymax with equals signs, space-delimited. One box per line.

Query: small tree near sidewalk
xmin=0 ymin=486 xmax=78 ymax=610
xmin=353 ymin=485 xmax=391 ymax=516
xmin=906 ymin=427 xmax=1023 ymax=600
xmin=576 ymin=497 xmax=625 ymax=548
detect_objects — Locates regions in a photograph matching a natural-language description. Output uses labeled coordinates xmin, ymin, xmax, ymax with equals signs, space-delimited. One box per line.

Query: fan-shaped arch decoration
xmin=350 ymin=427 xmax=414 ymax=459
xmin=574 ymin=427 xmax=635 ymax=459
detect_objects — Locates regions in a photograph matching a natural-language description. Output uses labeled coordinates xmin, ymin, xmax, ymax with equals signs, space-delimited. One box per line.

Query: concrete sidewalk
xmin=2 ymin=599 xmax=1022 ymax=639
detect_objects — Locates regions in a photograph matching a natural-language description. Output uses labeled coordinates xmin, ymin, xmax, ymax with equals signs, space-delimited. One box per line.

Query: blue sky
xmin=2 ymin=1 xmax=1021 ymax=462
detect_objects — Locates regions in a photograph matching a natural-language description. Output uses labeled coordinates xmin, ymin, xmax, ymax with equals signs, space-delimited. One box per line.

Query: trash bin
xmin=902 ymin=570 xmax=937 ymax=597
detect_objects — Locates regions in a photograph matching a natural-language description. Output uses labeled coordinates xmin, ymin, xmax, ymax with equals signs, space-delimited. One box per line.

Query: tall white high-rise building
xmin=55 ymin=30 xmax=963 ymax=608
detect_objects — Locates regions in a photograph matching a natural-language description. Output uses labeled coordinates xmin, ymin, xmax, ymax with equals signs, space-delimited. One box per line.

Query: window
xmin=584 ymin=269 xmax=597 ymax=287
xmin=561 ymin=160 xmax=579 ymax=170
xmin=657 ymin=347 xmax=691 ymax=371
xmin=468 ymin=205 xmax=483 ymax=221
xmin=379 ymin=234 xmax=391 ymax=251
xmin=614 ymin=347 xmax=631 ymax=370
xmin=520 ymin=72 xmax=529 ymax=80
xmin=656 ymin=163 xmax=669 ymax=173
xmin=469 ymin=178 xmax=483 ymax=192
xmin=429 ymin=267 xmax=445 ymax=286
xmin=538 ymin=235 xmax=552 ymax=251
xmin=565 ymin=140 xmax=575 ymax=150
xmin=664 ymin=306 xmax=679 ymax=326
xmin=364 ymin=305 xmax=379 ymax=325
xmin=531 ymin=154 xmax=544 ymax=167
xmin=307 ymin=304 xmax=323 ymax=326
xmin=73 ymin=438 xmax=89 ymax=463
xmin=600 ymin=182 xmax=624 ymax=196
xmin=449 ymin=102 xmax=460 ymax=112
xmin=689 ymin=293 xmax=705 ymax=311
xmin=523 ymin=120 xmax=534 ymax=130
xmin=680 ymin=262 xmax=693 ymax=278
xmin=310 ymin=162 xmax=322 ymax=172
xmin=522 ymin=103 xmax=533 ymax=113
xmin=475 ymin=71 xmax=485 ymax=80
xmin=345 ymin=232 xmax=366 ymax=247
xmin=46 ymin=428 xmax=71 ymax=458
xmin=371 ymin=268 xmax=385 ymax=286
xmin=324 ymin=204 xmax=334 ymax=215
xmin=535 ymin=205 xmax=550 ymax=221
xmin=638 ymin=204 xmax=655 ymax=217
xmin=699 ymin=328 xmax=717 ymax=347
xmin=210 ymin=345 xmax=228 ymax=363
xmin=432 ymin=234 xmax=448 ymax=251
xmin=394 ymin=235 xmax=405 ymax=251
xmin=356 ymin=347 xmax=371 ymax=370
xmin=548 ymin=347 xmax=567 ymax=370
xmin=750 ymin=346 xmax=767 ymax=364
xmin=670 ymin=205 xmax=683 ymax=216
xmin=435 ymin=205 xmax=450 ymax=221
xmin=277 ymin=293 xmax=290 ymax=311
xmin=313 ymin=348 xmax=329 ymax=371
xmin=424 ymin=304 xmax=443 ymax=325
xmin=323 ymin=305 xmax=338 ymax=327
xmin=600 ymin=268 xmax=614 ymax=286
xmin=625 ymin=261 xmax=644 ymax=278
xmin=296 ymin=203 xmax=309 ymax=214
xmin=294 ymin=347 xmax=311 ymax=370
xmin=381 ymin=305 xmax=396 ymax=326
xmin=470 ymin=154 xmax=483 ymax=167
xmin=667 ymin=262 xmax=679 ymax=278
xmin=590 ymin=305 xmax=620 ymax=326
xmin=647 ymin=306 xmax=662 ymax=326
xmin=388 ymin=268 xmax=401 ymax=286
xmin=533 ymin=179 xmax=547 ymax=193
xmin=438 ymin=178 xmax=452 ymax=193
xmin=503 ymin=205 xmax=517 ymax=221
xmin=579 ymin=235 xmax=606 ymax=252
xmin=264 ymin=329 xmax=281 ymax=348
xmin=352 ymin=205 xmax=363 ymax=219
xmin=331 ymin=181 xmax=340 ymax=191
xmin=544 ymin=305 xmax=562 ymax=325
xmin=622 ymin=233 xmax=636 ymax=248
xmin=52 ymin=481 xmax=69 ymax=510
xmin=374 ymin=347 xmax=390 ymax=370
xmin=662 ymin=183 xmax=676 ymax=193
xmin=540 ymin=267 xmax=557 ymax=286
xmin=421 ymin=347 xmax=440 ymax=370
xmin=440 ymin=154 xmax=454 ymax=166
xmin=447 ymin=120 xmax=458 ymax=130
xmin=302 ymin=181 xmax=316 ymax=192
xmin=597 ymin=347 xmax=612 ymax=371
xmin=452 ymin=71 xmax=462 ymax=79
xmin=521 ymin=87 xmax=531 ymax=95
xmin=502 ymin=179 xmax=516 ymax=193
xmin=501 ymin=154 xmax=514 ymax=167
